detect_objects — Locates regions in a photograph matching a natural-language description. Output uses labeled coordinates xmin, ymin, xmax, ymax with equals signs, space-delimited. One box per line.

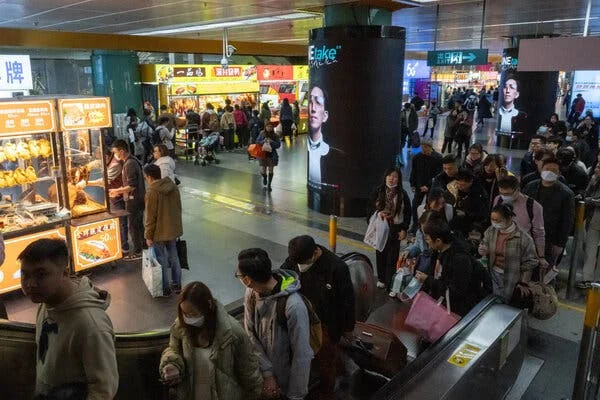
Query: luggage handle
xmin=360 ymin=331 xmax=374 ymax=337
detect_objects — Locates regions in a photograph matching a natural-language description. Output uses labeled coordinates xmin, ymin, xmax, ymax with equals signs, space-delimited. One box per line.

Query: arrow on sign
xmin=462 ymin=53 xmax=476 ymax=62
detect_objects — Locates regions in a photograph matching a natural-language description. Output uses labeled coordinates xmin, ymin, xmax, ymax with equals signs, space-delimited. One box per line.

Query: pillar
xmin=91 ymin=50 xmax=142 ymax=115
xmin=307 ymin=5 xmax=405 ymax=217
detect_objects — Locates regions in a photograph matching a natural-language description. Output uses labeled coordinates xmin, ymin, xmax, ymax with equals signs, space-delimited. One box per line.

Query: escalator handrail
xmin=0 ymin=298 xmax=246 ymax=339
xmin=371 ymin=295 xmax=504 ymax=399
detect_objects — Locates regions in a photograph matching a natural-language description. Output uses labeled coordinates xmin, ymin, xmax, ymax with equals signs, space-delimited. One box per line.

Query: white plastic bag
xmin=363 ymin=212 xmax=389 ymax=252
xmin=262 ymin=140 xmax=272 ymax=152
xmin=142 ymin=248 xmax=163 ymax=298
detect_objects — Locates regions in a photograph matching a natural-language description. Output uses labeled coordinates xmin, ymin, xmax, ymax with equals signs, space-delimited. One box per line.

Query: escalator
xmin=0 ymin=254 xmax=525 ymax=399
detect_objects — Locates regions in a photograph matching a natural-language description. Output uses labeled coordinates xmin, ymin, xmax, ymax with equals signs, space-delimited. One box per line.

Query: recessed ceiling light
xmin=125 ymin=12 xmax=320 ymax=36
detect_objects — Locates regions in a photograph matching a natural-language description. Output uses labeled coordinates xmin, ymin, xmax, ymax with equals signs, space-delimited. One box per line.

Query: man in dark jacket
xmin=399 ymin=102 xmax=419 ymax=164
xmin=453 ymin=169 xmax=490 ymax=236
xmin=523 ymin=158 xmax=575 ymax=268
xmin=520 ymin=135 xmax=546 ymax=177
xmin=409 ymin=139 xmax=442 ymax=232
xmin=431 ymin=154 xmax=459 ymax=202
xmin=283 ymin=235 xmax=355 ymax=398
xmin=423 ymin=222 xmax=480 ymax=316
xmin=557 ymin=147 xmax=589 ymax=196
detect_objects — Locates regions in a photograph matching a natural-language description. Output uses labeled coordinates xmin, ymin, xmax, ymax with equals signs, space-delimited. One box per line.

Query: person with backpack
xmin=238 ymin=248 xmax=314 ymax=400
xmin=155 ymin=116 xmax=175 ymax=158
xmin=220 ymin=106 xmax=236 ymax=151
xmin=233 ymin=104 xmax=249 ymax=148
xmin=248 ymin=109 xmax=264 ymax=145
xmin=135 ymin=109 xmax=155 ymax=163
xmin=282 ymin=235 xmax=355 ymax=399
xmin=478 ymin=204 xmax=539 ymax=303
xmin=494 ymin=176 xmax=547 ymax=271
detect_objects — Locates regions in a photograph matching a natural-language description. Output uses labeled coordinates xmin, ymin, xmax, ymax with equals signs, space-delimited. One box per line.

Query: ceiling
xmin=0 ymin=0 xmax=597 ymax=54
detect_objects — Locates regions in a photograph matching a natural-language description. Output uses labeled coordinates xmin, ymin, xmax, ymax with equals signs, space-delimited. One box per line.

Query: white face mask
xmin=183 ymin=315 xmax=205 ymax=327
xmin=386 ymin=183 xmax=398 ymax=189
xmin=565 ymin=136 xmax=575 ymax=142
xmin=541 ymin=170 xmax=558 ymax=182
xmin=491 ymin=222 xmax=506 ymax=230
xmin=298 ymin=262 xmax=314 ymax=272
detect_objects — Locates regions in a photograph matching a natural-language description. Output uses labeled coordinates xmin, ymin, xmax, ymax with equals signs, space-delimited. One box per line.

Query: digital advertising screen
xmin=571 ymin=70 xmax=600 ymax=117
xmin=307 ymin=26 xmax=406 ymax=216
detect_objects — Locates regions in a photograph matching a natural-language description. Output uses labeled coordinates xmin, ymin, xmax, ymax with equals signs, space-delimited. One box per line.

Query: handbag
xmin=404 ymin=289 xmax=461 ymax=342
xmin=176 ymin=238 xmax=189 ymax=270
xmin=262 ymin=140 xmax=272 ymax=153
xmin=142 ymin=248 xmax=163 ymax=298
xmin=247 ymin=143 xmax=265 ymax=159
xmin=363 ymin=212 xmax=389 ymax=252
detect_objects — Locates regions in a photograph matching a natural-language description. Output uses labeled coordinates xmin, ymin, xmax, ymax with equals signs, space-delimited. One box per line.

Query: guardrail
xmin=573 ymin=283 xmax=600 ymax=399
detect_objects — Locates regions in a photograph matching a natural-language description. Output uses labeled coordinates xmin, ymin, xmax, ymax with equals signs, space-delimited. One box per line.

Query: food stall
xmin=258 ymin=65 xmax=309 ymax=134
xmin=0 ymin=96 xmax=123 ymax=294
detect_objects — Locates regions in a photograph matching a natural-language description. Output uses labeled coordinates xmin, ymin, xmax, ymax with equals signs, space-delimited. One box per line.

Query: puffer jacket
xmin=159 ymin=302 xmax=263 ymax=400
xmin=244 ymin=270 xmax=313 ymax=400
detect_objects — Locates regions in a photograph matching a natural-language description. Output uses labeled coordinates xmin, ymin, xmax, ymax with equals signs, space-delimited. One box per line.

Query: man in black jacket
xmin=520 ymin=135 xmax=546 ymax=177
xmin=453 ymin=169 xmax=490 ymax=236
xmin=283 ymin=235 xmax=355 ymax=398
xmin=557 ymin=147 xmax=589 ymax=196
xmin=431 ymin=154 xmax=459 ymax=203
xmin=409 ymin=139 xmax=442 ymax=232
xmin=423 ymin=222 xmax=480 ymax=316
xmin=523 ymin=158 xmax=575 ymax=268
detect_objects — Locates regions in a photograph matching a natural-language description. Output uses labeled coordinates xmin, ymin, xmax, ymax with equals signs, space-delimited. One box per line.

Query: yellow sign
xmin=71 ymin=217 xmax=122 ymax=272
xmin=293 ymin=65 xmax=309 ymax=81
xmin=448 ymin=343 xmax=482 ymax=367
xmin=0 ymin=227 xmax=67 ymax=294
xmin=58 ymin=97 xmax=112 ymax=131
xmin=0 ymin=100 xmax=56 ymax=136
xmin=155 ymin=64 xmax=258 ymax=83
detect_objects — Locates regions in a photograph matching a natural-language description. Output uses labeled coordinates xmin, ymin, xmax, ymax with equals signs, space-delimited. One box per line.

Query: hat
xmin=421 ymin=138 xmax=433 ymax=147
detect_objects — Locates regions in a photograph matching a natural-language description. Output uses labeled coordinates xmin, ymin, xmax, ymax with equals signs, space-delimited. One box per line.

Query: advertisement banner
xmin=497 ymin=48 xmax=558 ymax=142
xmin=293 ymin=65 xmax=309 ymax=81
xmin=71 ymin=218 xmax=122 ymax=272
xmin=571 ymin=71 xmax=600 ymax=117
xmin=0 ymin=227 xmax=67 ymax=294
xmin=0 ymin=55 xmax=33 ymax=91
xmin=307 ymin=26 xmax=405 ymax=216
xmin=257 ymin=65 xmax=294 ymax=81
xmin=0 ymin=100 xmax=56 ymax=135
xmin=209 ymin=65 xmax=257 ymax=81
xmin=404 ymin=59 xmax=430 ymax=79
xmin=58 ymin=97 xmax=112 ymax=131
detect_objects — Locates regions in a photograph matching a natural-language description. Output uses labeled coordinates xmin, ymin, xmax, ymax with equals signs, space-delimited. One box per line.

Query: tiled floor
xmin=2 ymin=114 xmax=589 ymax=397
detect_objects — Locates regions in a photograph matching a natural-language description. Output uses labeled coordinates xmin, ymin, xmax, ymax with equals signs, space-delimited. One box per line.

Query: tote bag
xmin=404 ymin=290 xmax=461 ymax=342
xmin=363 ymin=212 xmax=389 ymax=252
xmin=142 ymin=248 xmax=163 ymax=298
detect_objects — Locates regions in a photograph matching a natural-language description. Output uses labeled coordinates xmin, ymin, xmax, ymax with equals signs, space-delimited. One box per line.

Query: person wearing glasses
xmin=307 ymin=85 xmax=330 ymax=187
xmin=498 ymin=76 xmax=527 ymax=133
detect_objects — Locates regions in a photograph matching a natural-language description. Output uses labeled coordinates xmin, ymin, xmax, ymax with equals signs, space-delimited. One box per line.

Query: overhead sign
xmin=427 ymin=49 xmax=488 ymax=66
xmin=0 ymin=100 xmax=56 ymax=135
xmin=58 ymin=97 xmax=112 ymax=131
xmin=404 ymin=59 xmax=430 ymax=79
xmin=0 ymin=55 xmax=33 ymax=91
xmin=257 ymin=65 xmax=294 ymax=81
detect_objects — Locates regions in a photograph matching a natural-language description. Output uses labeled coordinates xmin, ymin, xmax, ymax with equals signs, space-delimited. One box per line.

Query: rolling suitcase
xmin=345 ymin=321 xmax=408 ymax=378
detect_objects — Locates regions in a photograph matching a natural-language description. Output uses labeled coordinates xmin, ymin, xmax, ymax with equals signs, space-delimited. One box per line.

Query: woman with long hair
xmin=256 ymin=122 xmax=281 ymax=191
xmin=369 ymin=167 xmax=412 ymax=290
xmin=159 ymin=282 xmax=262 ymax=399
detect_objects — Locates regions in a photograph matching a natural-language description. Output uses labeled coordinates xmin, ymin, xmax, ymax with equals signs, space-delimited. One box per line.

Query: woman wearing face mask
xmin=159 ymin=281 xmax=263 ymax=400
xmin=478 ymin=204 xmax=539 ymax=302
xmin=478 ymin=154 xmax=511 ymax=211
xmin=370 ymin=167 xmax=412 ymax=289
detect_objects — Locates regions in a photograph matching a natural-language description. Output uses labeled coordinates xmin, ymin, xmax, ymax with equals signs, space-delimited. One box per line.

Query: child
xmin=19 ymin=239 xmax=118 ymax=399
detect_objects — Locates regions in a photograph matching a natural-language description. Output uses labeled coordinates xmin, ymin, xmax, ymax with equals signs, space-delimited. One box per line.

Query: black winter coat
xmin=410 ymin=151 xmax=443 ymax=189
xmin=369 ymin=185 xmax=412 ymax=231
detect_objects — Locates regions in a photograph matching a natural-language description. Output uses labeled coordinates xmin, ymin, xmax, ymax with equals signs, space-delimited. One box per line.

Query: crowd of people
xmin=20 ymin=235 xmax=356 ymax=400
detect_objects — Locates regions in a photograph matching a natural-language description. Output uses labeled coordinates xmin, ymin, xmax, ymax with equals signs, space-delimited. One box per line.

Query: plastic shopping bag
xmin=391 ymin=267 xmax=413 ymax=295
xmin=363 ymin=212 xmax=389 ymax=252
xmin=142 ymin=248 xmax=163 ymax=298
xmin=404 ymin=290 xmax=461 ymax=342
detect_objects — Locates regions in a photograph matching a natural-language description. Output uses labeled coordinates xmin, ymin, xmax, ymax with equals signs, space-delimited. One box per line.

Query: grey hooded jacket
xmin=244 ymin=269 xmax=313 ymax=400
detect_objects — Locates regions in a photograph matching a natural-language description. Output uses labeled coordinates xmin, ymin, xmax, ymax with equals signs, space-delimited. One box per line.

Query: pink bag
xmin=404 ymin=290 xmax=461 ymax=342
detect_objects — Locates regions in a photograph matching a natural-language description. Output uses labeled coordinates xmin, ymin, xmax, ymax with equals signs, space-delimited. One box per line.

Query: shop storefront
xmin=0 ymin=96 xmax=123 ymax=294
xmin=431 ymin=65 xmax=499 ymax=107
xmin=258 ymin=65 xmax=309 ymax=133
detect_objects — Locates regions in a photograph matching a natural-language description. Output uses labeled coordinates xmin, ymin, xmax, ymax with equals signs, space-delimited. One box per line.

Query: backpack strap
xmin=275 ymin=296 xmax=288 ymax=328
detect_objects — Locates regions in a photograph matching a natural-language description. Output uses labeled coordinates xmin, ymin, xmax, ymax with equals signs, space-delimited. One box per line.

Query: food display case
xmin=0 ymin=96 xmax=123 ymax=294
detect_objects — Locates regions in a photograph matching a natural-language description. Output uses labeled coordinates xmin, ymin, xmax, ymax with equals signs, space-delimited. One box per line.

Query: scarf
xmin=383 ymin=186 xmax=397 ymax=217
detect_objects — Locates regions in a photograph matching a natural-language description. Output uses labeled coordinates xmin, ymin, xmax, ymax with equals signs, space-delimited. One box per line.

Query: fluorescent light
xmin=262 ymin=38 xmax=308 ymax=43
xmin=129 ymin=12 xmax=320 ymax=36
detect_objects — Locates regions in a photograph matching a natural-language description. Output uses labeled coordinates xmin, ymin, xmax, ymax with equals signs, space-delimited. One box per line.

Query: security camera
xmin=220 ymin=56 xmax=229 ymax=70
xmin=226 ymin=45 xmax=237 ymax=57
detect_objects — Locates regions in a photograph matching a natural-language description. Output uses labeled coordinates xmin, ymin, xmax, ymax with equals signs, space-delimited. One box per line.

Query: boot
xmin=267 ymin=173 xmax=273 ymax=191
xmin=261 ymin=173 xmax=267 ymax=186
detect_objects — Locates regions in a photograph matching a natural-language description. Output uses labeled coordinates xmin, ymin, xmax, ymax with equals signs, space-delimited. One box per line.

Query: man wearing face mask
xmin=238 ymin=248 xmax=313 ymax=400
xmin=282 ymin=235 xmax=355 ymax=399
xmin=494 ymin=176 xmax=547 ymax=270
xmin=523 ymin=158 xmax=575 ymax=270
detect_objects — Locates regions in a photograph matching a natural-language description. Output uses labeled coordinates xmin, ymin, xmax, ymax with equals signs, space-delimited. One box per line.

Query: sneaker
xmin=124 ymin=252 xmax=142 ymax=261
xmin=388 ymin=291 xmax=397 ymax=298
xmin=172 ymin=284 xmax=182 ymax=294
xmin=162 ymin=288 xmax=173 ymax=297
xmin=376 ymin=281 xmax=386 ymax=289
xmin=576 ymin=280 xmax=592 ymax=289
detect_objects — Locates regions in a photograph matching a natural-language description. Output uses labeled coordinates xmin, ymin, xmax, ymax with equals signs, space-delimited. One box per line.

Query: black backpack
xmin=470 ymin=255 xmax=493 ymax=300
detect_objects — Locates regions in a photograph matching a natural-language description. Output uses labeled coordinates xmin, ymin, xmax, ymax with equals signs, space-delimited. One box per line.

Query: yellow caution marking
xmin=448 ymin=343 xmax=482 ymax=368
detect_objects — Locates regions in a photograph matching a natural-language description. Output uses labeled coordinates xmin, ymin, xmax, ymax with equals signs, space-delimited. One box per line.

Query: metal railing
xmin=573 ymin=283 xmax=600 ymax=399
xmin=567 ymin=201 xmax=587 ymax=300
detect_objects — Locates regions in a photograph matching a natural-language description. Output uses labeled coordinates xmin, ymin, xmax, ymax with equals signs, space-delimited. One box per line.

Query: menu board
xmin=58 ymin=97 xmax=112 ymax=131
xmin=71 ymin=217 xmax=122 ymax=272
xmin=0 ymin=100 xmax=56 ymax=136
xmin=0 ymin=227 xmax=67 ymax=295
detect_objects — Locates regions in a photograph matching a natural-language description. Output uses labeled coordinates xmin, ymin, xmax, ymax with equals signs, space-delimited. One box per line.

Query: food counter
xmin=0 ymin=96 xmax=123 ymax=294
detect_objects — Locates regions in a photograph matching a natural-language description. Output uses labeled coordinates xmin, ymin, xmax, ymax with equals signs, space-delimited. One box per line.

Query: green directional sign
xmin=427 ymin=49 xmax=488 ymax=66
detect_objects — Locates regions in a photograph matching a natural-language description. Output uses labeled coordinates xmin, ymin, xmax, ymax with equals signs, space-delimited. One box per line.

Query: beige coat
xmin=159 ymin=302 xmax=263 ymax=400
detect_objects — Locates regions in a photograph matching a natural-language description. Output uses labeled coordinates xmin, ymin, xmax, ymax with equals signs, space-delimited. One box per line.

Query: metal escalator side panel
xmin=342 ymin=252 xmax=375 ymax=322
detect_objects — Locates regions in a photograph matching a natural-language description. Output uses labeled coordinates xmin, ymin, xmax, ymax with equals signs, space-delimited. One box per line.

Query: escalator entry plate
xmin=447 ymin=343 xmax=483 ymax=368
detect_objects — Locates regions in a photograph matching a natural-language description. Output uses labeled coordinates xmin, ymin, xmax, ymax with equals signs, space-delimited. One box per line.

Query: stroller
xmin=195 ymin=131 xmax=221 ymax=166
